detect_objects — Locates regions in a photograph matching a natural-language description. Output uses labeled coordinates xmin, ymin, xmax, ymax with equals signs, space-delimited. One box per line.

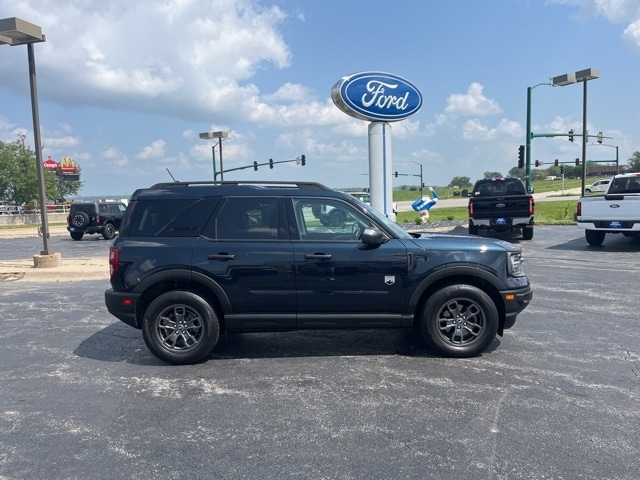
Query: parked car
xmin=105 ymin=180 xmax=532 ymax=365
xmin=0 ymin=201 xmax=24 ymax=214
xmin=468 ymin=177 xmax=535 ymax=240
xmin=66 ymin=201 xmax=127 ymax=240
xmin=577 ymin=173 xmax=640 ymax=245
xmin=584 ymin=179 xmax=611 ymax=194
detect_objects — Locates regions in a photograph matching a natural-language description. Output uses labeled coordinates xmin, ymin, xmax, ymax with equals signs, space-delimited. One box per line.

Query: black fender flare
xmin=407 ymin=264 xmax=508 ymax=317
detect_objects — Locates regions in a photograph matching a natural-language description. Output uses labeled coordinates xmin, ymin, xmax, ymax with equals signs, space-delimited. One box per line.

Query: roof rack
xmin=149 ymin=181 xmax=330 ymax=190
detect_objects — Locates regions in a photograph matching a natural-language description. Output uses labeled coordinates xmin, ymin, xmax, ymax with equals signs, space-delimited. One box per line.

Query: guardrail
xmin=0 ymin=212 xmax=68 ymax=226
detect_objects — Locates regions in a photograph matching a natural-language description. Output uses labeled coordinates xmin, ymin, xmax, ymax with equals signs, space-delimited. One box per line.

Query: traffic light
xmin=535 ymin=160 xmax=540 ymax=167
xmin=554 ymin=159 xmax=559 ymax=166
xmin=568 ymin=129 xmax=574 ymax=142
xmin=300 ymin=155 xmax=306 ymax=166
xmin=575 ymin=158 xmax=580 ymax=166
xmin=269 ymin=158 xmax=274 ymax=169
xmin=597 ymin=131 xmax=603 ymax=144
xmin=560 ymin=166 xmax=565 ymax=174
xmin=518 ymin=145 xmax=525 ymax=168
xmin=253 ymin=161 xmax=258 ymax=171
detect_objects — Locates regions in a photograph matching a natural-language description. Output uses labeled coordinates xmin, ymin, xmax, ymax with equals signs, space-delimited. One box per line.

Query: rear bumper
xmin=471 ymin=216 xmax=534 ymax=228
xmin=577 ymin=221 xmax=640 ymax=231
xmin=105 ymin=288 xmax=141 ymax=328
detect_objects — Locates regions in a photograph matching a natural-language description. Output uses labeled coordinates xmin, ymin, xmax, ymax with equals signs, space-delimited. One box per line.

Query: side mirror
xmin=361 ymin=227 xmax=387 ymax=245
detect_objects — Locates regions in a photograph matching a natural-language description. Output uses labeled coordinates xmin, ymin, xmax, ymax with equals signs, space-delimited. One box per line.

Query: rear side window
xmin=121 ymin=198 xmax=218 ymax=237
xmin=211 ymin=197 xmax=284 ymax=240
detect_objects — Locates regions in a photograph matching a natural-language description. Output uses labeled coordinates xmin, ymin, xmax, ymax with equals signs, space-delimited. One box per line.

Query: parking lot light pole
xmin=552 ymin=68 xmax=600 ymax=196
xmin=0 ymin=17 xmax=58 ymax=265
xmin=525 ymin=82 xmax=551 ymax=194
xmin=199 ymin=131 xmax=229 ymax=181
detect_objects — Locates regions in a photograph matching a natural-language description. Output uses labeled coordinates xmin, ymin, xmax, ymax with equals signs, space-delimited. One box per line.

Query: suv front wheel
xmin=102 ymin=222 xmax=116 ymax=240
xmin=142 ymin=291 xmax=220 ymax=365
xmin=420 ymin=284 xmax=498 ymax=357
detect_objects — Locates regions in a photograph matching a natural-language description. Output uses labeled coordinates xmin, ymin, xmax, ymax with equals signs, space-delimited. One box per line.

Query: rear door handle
xmin=207 ymin=253 xmax=236 ymax=261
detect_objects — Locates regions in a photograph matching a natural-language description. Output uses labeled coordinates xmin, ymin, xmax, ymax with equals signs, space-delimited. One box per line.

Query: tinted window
xmin=121 ymin=198 xmax=217 ymax=237
xmin=292 ymin=198 xmax=372 ymax=241
xmin=213 ymin=197 xmax=283 ymax=240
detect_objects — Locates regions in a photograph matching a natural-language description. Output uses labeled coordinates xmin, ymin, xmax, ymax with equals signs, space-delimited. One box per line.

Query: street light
xmin=0 ymin=17 xmax=58 ymax=266
xmin=408 ymin=160 xmax=423 ymax=197
xmin=552 ymin=68 xmax=600 ymax=195
xmin=525 ymin=82 xmax=551 ymax=194
xmin=199 ymin=131 xmax=229 ymax=181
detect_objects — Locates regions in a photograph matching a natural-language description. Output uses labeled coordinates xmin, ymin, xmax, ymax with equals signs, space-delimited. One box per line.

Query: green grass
xmin=393 ymin=178 xmax=586 ymax=201
xmin=396 ymin=200 xmax=578 ymax=225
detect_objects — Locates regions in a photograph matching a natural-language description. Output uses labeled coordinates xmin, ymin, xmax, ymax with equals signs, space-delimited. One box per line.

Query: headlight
xmin=508 ymin=252 xmax=525 ymax=277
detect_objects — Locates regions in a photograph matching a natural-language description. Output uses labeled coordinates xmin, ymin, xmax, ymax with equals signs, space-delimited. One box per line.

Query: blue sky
xmin=1 ymin=0 xmax=639 ymax=197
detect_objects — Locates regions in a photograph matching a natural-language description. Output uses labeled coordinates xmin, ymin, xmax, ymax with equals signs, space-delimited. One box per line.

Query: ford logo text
xmin=610 ymin=204 xmax=621 ymax=208
xmin=331 ymin=72 xmax=423 ymax=122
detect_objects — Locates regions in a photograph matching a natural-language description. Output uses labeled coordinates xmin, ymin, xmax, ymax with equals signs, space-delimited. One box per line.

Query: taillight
xmin=468 ymin=200 xmax=473 ymax=217
xmin=577 ymin=201 xmax=582 ymax=216
xmin=109 ymin=247 xmax=118 ymax=277
xmin=528 ymin=197 xmax=534 ymax=215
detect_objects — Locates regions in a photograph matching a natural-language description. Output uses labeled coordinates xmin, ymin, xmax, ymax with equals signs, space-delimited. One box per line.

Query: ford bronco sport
xmin=105 ymin=181 xmax=532 ymax=364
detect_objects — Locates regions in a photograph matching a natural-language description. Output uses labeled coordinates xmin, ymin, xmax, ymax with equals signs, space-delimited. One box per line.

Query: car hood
xmin=406 ymin=231 xmax=520 ymax=253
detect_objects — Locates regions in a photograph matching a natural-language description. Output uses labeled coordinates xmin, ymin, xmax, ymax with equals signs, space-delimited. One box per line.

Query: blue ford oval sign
xmin=331 ymin=71 xmax=422 ymax=122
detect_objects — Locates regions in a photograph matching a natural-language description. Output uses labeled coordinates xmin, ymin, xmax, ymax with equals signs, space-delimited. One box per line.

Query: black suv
xmin=67 ymin=201 xmax=127 ymax=240
xmin=105 ymin=181 xmax=532 ymax=364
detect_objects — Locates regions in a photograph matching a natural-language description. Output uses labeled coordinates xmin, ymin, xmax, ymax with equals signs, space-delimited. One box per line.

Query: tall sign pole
xmin=332 ymin=72 xmax=422 ymax=221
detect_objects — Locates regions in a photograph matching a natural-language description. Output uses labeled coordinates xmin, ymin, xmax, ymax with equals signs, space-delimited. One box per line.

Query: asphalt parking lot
xmin=0 ymin=225 xmax=639 ymax=479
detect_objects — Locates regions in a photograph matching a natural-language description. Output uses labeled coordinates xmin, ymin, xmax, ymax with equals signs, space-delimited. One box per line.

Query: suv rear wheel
xmin=420 ymin=284 xmax=498 ymax=357
xmin=142 ymin=291 xmax=220 ymax=365
xmin=70 ymin=231 xmax=84 ymax=241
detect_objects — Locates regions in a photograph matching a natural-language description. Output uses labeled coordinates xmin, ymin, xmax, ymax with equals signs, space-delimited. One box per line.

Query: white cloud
xmin=136 ymin=140 xmax=167 ymax=160
xmin=444 ymin=83 xmax=502 ymax=118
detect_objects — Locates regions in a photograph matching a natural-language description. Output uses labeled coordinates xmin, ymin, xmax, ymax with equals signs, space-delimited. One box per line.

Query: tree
xmin=448 ymin=176 xmax=471 ymax=188
xmin=507 ymin=167 xmax=525 ymax=180
xmin=627 ymin=151 xmax=640 ymax=172
xmin=0 ymin=140 xmax=60 ymax=205
xmin=483 ymin=171 xmax=502 ymax=179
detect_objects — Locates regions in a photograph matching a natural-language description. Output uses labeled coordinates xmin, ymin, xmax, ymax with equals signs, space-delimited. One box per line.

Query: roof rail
xmin=149 ymin=181 xmax=330 ymax=190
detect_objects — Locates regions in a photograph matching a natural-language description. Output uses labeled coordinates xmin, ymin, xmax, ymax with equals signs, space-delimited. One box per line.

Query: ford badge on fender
xmin=331 ymin=71 xmax=423 ymax=122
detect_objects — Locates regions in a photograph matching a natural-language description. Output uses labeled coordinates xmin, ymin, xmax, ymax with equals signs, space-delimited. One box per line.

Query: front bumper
xmin=501 ymin=285 xmax=533 ymax=332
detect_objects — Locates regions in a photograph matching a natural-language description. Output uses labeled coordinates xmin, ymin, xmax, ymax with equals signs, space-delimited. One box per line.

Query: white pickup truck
xmin=576 ymin=172 xmax=640 ymax=245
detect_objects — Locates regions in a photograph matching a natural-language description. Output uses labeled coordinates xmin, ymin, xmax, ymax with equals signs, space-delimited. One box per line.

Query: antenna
xmin=166 ymin=168 xmax=178 ymax=182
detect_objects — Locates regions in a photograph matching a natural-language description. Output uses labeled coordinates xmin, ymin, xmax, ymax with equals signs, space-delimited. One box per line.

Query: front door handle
xmin=304 ymin=253 xmax=332 ymax=260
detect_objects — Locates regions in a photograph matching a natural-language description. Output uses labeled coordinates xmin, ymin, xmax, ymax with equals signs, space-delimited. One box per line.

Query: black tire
xmin=585 ymin=230 xmax=605 ymax=246
xmin=71 ymin=211 xmax=90 ymax=229
xmin=102 ymin=222 xmax=116 ymax=240
xmin=420 ymin=284 xmax=498 ymax=357
xmin=70 ymin=231 xmax=84 ymax=241
xmin=469 ymin=224 xmax=479 ymax=236
xmin=522 ymin=225 xmax=534 ymax=240
xmin=142 ymin=291 xmax=220 ymax=365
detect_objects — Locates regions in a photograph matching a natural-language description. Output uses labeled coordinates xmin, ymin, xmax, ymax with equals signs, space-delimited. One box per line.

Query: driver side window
xmin=293 ymin=198 xmax=371 ymax=241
